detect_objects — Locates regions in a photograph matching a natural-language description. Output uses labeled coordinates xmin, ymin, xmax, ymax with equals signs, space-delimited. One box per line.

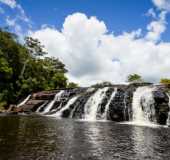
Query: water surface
xmin=0 ymin=115 xmax=170 ymax=160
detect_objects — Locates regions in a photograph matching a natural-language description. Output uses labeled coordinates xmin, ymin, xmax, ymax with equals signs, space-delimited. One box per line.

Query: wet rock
xmin=21 ymin=100 xmax=45 ymax=112
xmin=13 ymin=83 xmax=170 ymax=125
xmin=153 ymin=90 xmax=169 ymax=104
xmin=32 ymin=91 xmax=58 ymax=100
xmin=152 ymin=90 xmax=169 ymax=125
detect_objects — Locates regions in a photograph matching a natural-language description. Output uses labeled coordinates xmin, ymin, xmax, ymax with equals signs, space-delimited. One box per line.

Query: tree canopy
xmin=127 ymin=74 xmax=143 ymax=83
xmin=0 ymin=29 xmax=77 ymax=109
xmin=160 ymin=78 xmax=170 ymax=85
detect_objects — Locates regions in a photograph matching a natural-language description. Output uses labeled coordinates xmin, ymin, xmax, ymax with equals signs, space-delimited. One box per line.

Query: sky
xmin=0 ymin=0 xmax=170 ymax=86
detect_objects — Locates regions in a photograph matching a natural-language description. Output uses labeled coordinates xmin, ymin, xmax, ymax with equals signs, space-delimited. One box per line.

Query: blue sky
xmin=0 ymin=0 xmax=169 ymax=40
xmin=19 ymin=0 xmax=153 ymax=31
xmin=0 ymin=0 xmax=170 ymax=86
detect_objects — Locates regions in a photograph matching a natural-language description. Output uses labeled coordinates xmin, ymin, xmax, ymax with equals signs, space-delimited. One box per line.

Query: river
xmin=0 ymin=115 xmax=170 ymax=160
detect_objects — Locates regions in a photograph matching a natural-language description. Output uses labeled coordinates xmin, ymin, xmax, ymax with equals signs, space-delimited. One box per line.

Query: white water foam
xmin=50 ymin=96 xmax=79 ymax=118
xmin=84 ymin=87 xmax=108 ymax=121
xmin=101 ymin=88 xmax=117 ymax=120
xmin=43 ymin=91 xmax=64 ymax=114
xmin=131 ymin=86 xmax=156 ymax=126
xmin=17 ymin=94 xmax=31 ymax=107
xmin=36 ymin=101 xmax=48 ymax=113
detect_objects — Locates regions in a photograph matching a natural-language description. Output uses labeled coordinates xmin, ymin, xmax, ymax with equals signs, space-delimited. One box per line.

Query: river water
xmin=0 ymin=115 xmax=170 ymax=160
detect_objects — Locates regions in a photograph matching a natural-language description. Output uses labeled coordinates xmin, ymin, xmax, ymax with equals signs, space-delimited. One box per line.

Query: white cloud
xmin=31 ymin=12 xmax=170 ymax=86
xmin=0 ymin=0 xmax=31 ymax=27
xmin=145 ymin=0 xmax=169 ymax=42
xmin=152 ymin=0 xmax=170 ymax=11
xmin=0 ymin=0 xmax=31 ymax=41
xmin=5 ymin=16 xmax=23 ymax=40
xmin=0 ymin=0 xmax=16 ymax=8
xmin=16 ymin=4 xmax=30 ymax=23
xmin=6 ymin=16 xmax=15 ymax=26
xmin=146 ymin=8 xmax=157 ymax=18
xmin=145 ymin=11 xmax=167 ymax=42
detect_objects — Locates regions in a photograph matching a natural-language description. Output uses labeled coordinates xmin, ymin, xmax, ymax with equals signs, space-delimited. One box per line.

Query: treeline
xmin=127 ymin=74 xmax=170 ymax=84
xmin=0 ymin=29 xmax=77 ymax=109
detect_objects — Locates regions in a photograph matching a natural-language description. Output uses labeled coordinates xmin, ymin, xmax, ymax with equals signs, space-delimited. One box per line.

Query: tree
xmin=20 ymin=37 xmax=47 ymax=78
xmin=127 ymin=74 xmax=143 ymax=83
xmin=24 ymin=37 xmax=47 ymax=58
xmin=160 ymin=78 xmax=170 ymax=84
xmin=0 ymin=29 xmax=72 ymax=109
xmin=67 ymin=82 xmax=79 ymax=88
xmin=91 ymin=81 xmax=113 ymax=88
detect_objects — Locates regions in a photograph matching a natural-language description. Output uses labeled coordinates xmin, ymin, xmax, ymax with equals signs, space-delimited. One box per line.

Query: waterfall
xmin=84 ymin=87 xmax=108 ymax=121
xmin=101 ymin=88 xmax=117 ymax=120
xmin=36 ymin=101 xmax=48 ymax=113
xmin=17 ymin=94 xmax=31 ymax=107
xmin=43 ymin=91 xmax=64 ymax=114
xmin=166 ymin=93 xmax=170 ymax=126
xmin=69 ymin=97 xmax=79 ymax=118
xmin=51 ymin=96 xmax=79 ymax=117
xmin=132 ymin=86 xmax=156 ymax=125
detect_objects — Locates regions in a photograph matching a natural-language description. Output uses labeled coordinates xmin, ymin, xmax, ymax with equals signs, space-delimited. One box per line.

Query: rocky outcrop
xmin=8 ymin=83 xmax=170 ymax=125
xmin=152 ymin=88 xmax=169 ymax=124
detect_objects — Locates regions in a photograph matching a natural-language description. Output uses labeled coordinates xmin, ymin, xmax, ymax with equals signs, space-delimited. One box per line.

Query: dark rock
xmin=14 ymin=83 xmax=170 ymax=125
xmin=152 ymin=90 xmax=169 ymax=125
xmin=153 ymin=90 xmax=169 ymax=104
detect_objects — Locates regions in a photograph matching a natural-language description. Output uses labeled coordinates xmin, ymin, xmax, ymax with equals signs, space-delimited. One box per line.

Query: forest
xmin=0 ymin=29 xmax=77 ymax=109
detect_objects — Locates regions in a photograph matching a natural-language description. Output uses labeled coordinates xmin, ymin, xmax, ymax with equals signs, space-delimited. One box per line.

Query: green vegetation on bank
xmin=127 ymin=74 xmax=143 ymax=83
xmin=0 ymin=29 xmax=77 ymax=109
xmin=160 ymin=78 xmax=170 ymax=85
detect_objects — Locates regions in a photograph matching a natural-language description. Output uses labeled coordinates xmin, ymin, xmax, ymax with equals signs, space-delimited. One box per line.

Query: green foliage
xmin=67 ymin=82 xmax=79 ymax=88
xmin=160 ymin=78 xmax=170 ymax=84
xmin=25 ymin=37 xmax=47 ymax=58
xmin=91 ymin=81 xmax=113 ymax=88
xmin=127 ymin=74 xmax=143 ymax=83
xmin=0 ymin=29 xmax=73 ymax=109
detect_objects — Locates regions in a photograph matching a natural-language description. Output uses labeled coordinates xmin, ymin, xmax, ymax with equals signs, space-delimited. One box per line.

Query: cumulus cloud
xmin=152 ymin=0 xmax=170 ymax=11
xmin=145 ymin=10 xmax=167 ymax=42
xmin=145 ymin=0 xmax=170 ymax=42
xmin=146 ymin=8 xmax=157 ymax=18
xmin=31 ymin=12 xmax=170 ymax=86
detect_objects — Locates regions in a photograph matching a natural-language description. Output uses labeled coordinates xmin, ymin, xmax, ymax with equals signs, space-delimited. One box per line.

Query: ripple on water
xmin=0 ymin=116 xmax=169 ymax=160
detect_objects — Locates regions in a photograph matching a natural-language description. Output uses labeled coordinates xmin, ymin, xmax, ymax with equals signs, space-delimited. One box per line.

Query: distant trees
xmin=0 ymin=29 xmax=77 ymax=109
xmin=160 ymin=78 xmax=170 ymax=84
xmin=127 ymin=74 xmax=143 ymax=83
xmin=67 ymin=82 xmax=79 ymax=88
xmin=91 ymin=81 xmax=113 ymax=88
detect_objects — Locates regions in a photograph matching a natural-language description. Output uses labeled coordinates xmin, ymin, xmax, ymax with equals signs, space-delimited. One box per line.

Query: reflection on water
xmin=0 ymin=115 xmax=170 ymax=160
xmin=132 ymin=126 xmax=155 ymax=159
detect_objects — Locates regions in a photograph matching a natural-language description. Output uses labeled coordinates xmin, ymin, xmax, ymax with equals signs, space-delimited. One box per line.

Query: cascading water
xmin=132 ymin=86 xmax=156 ymax=125
xmin=51 ymin=96 xmax=79 ymax=118
xmin=69 ymin=97 xmax=80 ymax=118
xmin=101 ymin=88 xmax=117 ymax=120
xmin=166 ymin=93 xmax=170 ymax=126
xmin=17 ymin=94 xmax=31 ymax=107
xmin=36 ymin=101 xmax=48 ymax=113
xmin=16 ymin=84 xmax=170 ymax=126
xmin=43 ymin=91 xmax=64 ymax=114
xmin=84 ymin=87 xmax=108 ymax=121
